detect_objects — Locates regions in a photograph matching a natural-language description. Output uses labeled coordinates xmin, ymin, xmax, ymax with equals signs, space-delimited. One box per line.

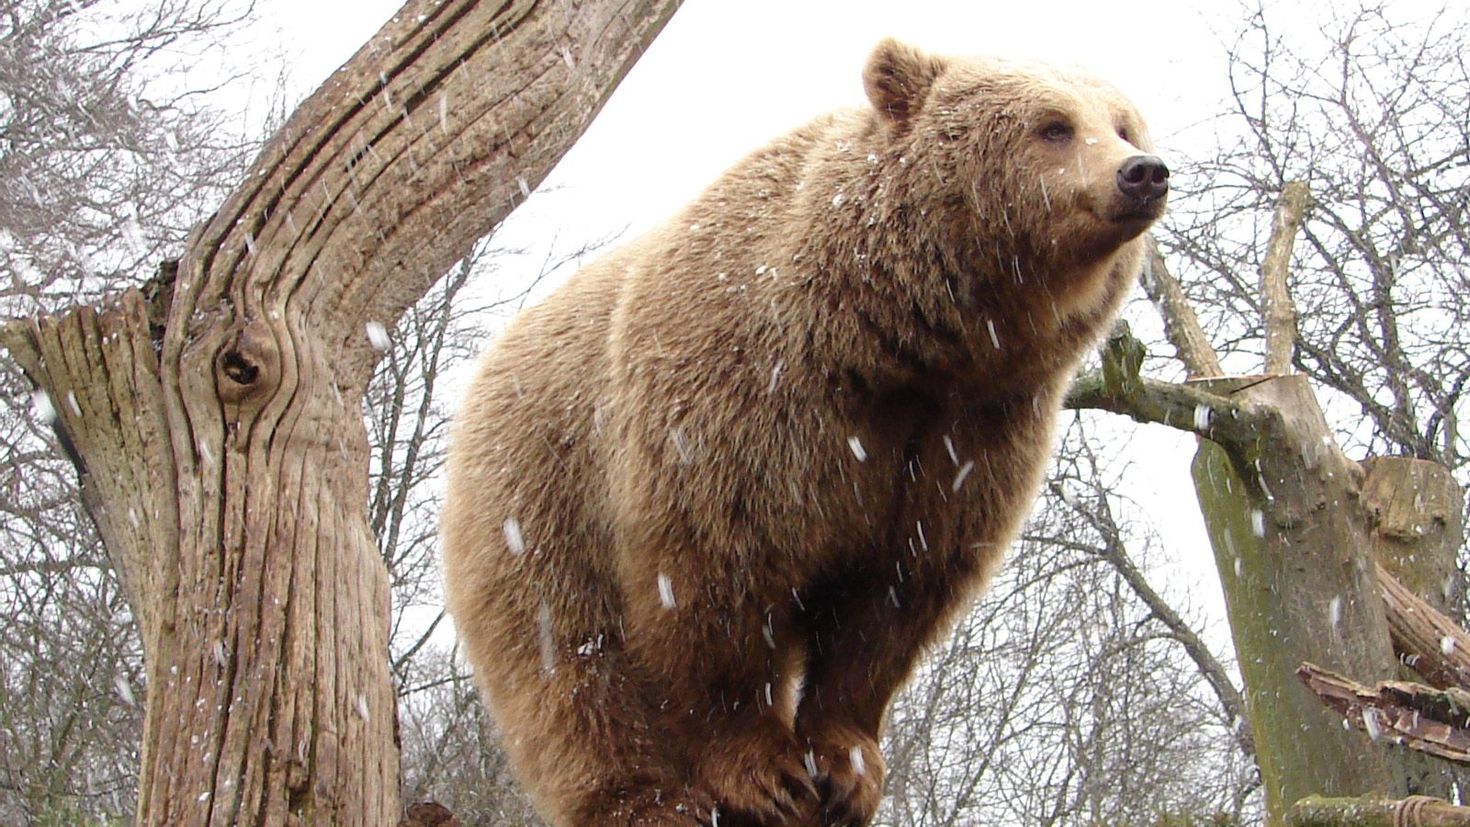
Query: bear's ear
xmin=863 ymin=38 xmax=945 ymax=124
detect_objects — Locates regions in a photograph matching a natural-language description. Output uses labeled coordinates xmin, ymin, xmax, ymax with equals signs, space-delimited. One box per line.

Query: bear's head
xmin=863 ymin=39 xmax=1168 ymax=277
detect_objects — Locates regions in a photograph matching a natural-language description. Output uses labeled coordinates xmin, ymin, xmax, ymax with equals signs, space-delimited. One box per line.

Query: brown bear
xmin=442 ymin=38 xmax=1167 ymax=827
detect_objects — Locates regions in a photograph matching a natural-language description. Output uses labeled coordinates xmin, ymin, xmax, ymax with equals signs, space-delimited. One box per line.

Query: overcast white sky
xmin=258 ymin=0 xmax=1236 ymax=251
xmin=246 ymin=0 xmax=1271 ymax=633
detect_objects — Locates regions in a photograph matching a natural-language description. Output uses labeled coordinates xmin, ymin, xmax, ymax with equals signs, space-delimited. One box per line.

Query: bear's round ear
xmin=863 ymin=38 xmax=945 ymax=125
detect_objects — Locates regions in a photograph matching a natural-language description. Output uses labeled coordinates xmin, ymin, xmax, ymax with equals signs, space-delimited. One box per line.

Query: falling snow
xmin=804 ymin=750 xmax=819 ymax=778
xmin=1442 ymin=635 xmax=1457 ymax=655
xmin=671 ymin=428 xmax=695 ymax=464
xmin=355 ymin=693 xmax=370 ymax=721
xmin=657 ymin=573 xmax=676 ymax=609
xmin=847 ymin=435 xmax=867 ymax=462
xmin=503 ymin=517 xmax=526 ymax=556
xmin=1193 ymin=404 xmax=1211 ymax=431
xmin=121 ymin=217 xmax=147 ymax=255
xmin=365 ymin=321 xmax=391 ymax=351
xmin=537 ymin=602 xmax=556 ymax=673
xmin=1328 ymin=595 xmax=1342 ymax=627
xmin=951 ymin=460 xmax=975 ymax=492
xmin=31 ymin=390 xmax=55 ymax=424
xmin=114 ymin=674 xmax=136 ymax=706
xmin=849 ymin=745 xmax=866 ymax=776
xmin=1362 ymin=707 xmax=1382 ymax=741
xmin=1058 ymin=479 xmax=1081 ymax=507
xmin=1250 ymin=509 xmax=1266 ymax=538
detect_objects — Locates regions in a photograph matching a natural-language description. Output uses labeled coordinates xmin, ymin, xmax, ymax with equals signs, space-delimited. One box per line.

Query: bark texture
xmin=0 ymin=0 xmax=679 ymax=823
xmin=1189 ymin=375 xmax=1407 ymax=819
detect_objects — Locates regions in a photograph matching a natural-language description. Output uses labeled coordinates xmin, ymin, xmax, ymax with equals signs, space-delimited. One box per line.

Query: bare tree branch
xmin=1048 ymin=472 xmax=1254 ymax=760
xmin=1065 ymin=325 xmax=1264 ymax=453
xmin=1260 ymin=181 xmax=1310 ymax=374
xmin=1379 ymin=564 xmax=1470 ymax=691
xmin=1296 ymin=663 xmax=1470 ymax=767
xmin=1138 ymin=235 xmax=1224 ymax=379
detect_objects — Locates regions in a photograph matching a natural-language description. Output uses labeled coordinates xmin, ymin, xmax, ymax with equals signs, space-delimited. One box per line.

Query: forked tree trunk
xmin=0 ymin=1 xmax=678 ymax=823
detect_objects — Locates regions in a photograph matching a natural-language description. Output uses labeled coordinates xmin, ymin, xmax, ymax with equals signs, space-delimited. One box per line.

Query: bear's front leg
xmin=692 ymin=704 xmax=817 ymax=825
xmin=620 ymin=564 xmax=819 ymax=825
xmin=795 ymin=562 xmax=968 ymax=826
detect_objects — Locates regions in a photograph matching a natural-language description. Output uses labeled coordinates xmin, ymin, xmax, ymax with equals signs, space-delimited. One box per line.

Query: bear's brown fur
xmin=442 ymin=39 xmax=1167 ymax=827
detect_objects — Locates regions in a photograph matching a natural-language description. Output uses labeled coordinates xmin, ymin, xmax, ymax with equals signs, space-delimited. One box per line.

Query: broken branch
xmin=1261 ymin=181 xmax=1312 ymax=375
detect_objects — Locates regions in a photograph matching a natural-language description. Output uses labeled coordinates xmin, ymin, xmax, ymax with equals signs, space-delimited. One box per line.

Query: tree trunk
xmin=1190 ymin=374 xmax=1408 ymax=822
xmin=0 ymin=0 xmax=679 ymax=823
xmin=1070 ymin=349 xmax=1470 ymax=820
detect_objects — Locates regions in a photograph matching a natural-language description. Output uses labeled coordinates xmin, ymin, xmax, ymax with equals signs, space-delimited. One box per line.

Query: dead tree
xmin=1070 ymin=186 xmax=1466 ymax=822
xmin=0 ymin=0 xmax=678 ymax=823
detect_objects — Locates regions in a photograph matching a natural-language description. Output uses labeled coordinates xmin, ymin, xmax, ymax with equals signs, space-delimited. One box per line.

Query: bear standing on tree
xmin=442 ymin=38 xmax=1168 ymax=827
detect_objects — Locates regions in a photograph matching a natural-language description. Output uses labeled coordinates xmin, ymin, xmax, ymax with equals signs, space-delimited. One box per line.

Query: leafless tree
xmin=1 ymin=1 xmax=253 ymax=822
xmin=1062 ymin=0 xmax=1470 ymax=818
xmin=1161 ymin=0 xmax=1470 ymax=471
xmin=0 ymin=0 xmax=256 ymax=311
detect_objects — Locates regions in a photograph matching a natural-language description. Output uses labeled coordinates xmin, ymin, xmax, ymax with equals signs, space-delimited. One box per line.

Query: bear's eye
xmin=1039 ymin=121 xmax=1074 ymax=144
xmin=1118 ymin=126 xmax=1132 ymax=143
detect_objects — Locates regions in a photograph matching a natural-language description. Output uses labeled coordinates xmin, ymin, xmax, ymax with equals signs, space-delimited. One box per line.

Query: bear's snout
xmin=1116 ymin=155 xmax=1170 ymax=203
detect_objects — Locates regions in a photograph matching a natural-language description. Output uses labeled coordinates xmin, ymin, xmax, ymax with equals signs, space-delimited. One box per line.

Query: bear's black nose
xmin=1117 ymin=155 xmax=1170 ymax=201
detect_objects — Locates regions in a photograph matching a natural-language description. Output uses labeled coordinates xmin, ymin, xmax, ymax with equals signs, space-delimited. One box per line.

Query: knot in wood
xmin=216 ymin=318 xmax=280 ymax=407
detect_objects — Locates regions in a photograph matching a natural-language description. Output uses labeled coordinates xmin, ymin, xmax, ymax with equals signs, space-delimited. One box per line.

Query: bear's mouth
xmin=1107 ymin=198 xmax=1167 ymax=228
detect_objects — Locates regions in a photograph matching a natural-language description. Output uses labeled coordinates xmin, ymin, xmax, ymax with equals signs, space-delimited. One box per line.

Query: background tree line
xmin=1 ymin=0 xmax=1466 ymax=824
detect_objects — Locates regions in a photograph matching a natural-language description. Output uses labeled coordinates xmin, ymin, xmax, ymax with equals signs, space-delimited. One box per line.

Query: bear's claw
xmin=696 ymin=716 xmax=819 ymax=824
xmin=799 ymin=726 xmax=884 ymax=827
